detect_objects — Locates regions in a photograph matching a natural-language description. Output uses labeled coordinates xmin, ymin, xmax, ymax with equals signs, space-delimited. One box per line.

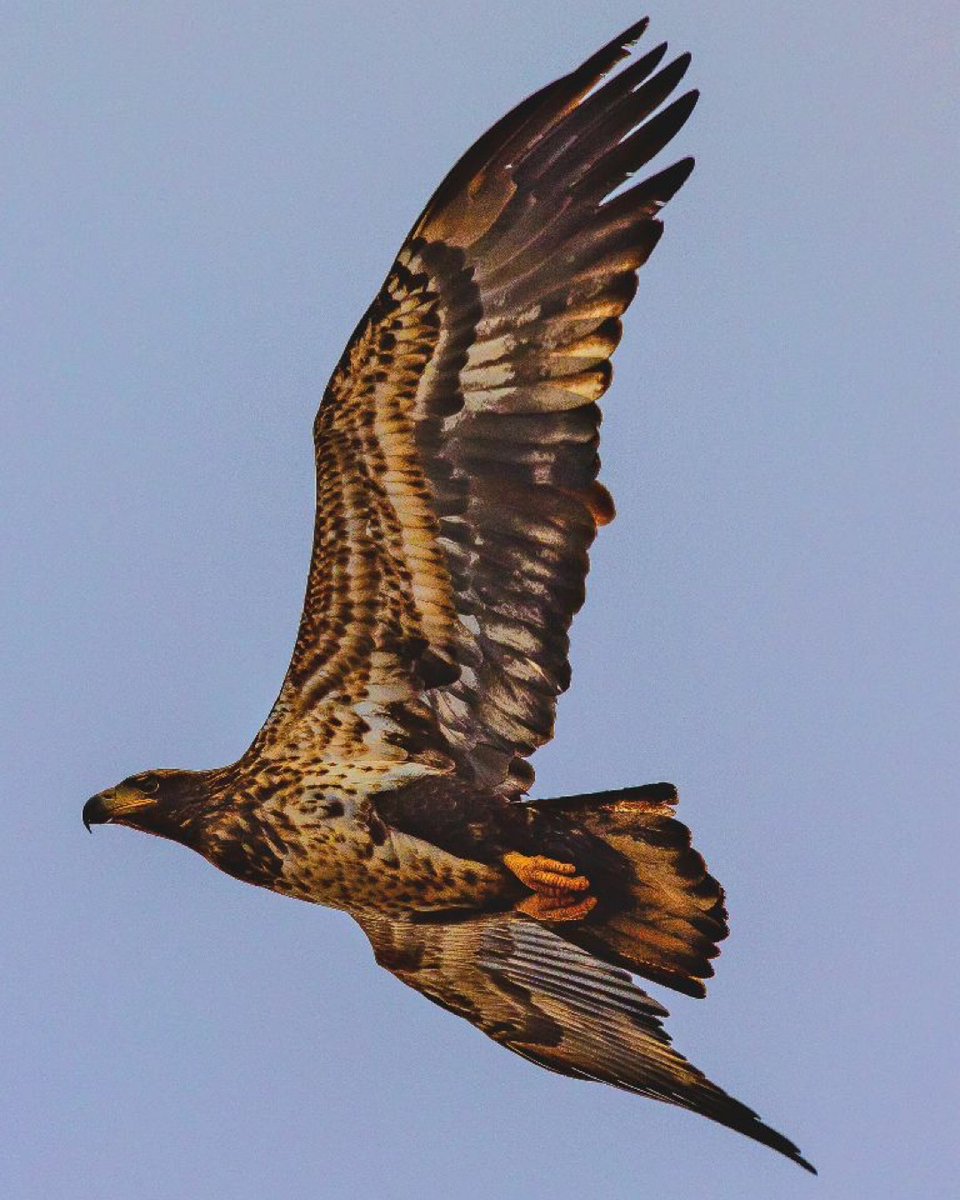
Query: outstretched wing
xmin=258 ymin=21 xmax=698 ymax=789
xmin=357 ymin=912 xmax=815 ymax=1173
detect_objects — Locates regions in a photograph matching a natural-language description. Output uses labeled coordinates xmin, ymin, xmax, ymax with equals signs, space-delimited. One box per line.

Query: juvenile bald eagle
xmin=84 ymin=19 xmax=813 ymax=1173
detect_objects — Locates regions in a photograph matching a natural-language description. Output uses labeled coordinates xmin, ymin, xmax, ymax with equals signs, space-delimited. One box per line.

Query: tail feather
xmin=529 ymin=783 xmax=728 ymax=998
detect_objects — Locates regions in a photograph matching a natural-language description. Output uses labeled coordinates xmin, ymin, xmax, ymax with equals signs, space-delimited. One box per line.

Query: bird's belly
xmin=275 ymin=816 xmax=506 ymax=916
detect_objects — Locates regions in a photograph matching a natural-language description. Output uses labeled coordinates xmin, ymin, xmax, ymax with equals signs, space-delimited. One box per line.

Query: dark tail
xmin=529 ymin=782 xmax=728 ymax=998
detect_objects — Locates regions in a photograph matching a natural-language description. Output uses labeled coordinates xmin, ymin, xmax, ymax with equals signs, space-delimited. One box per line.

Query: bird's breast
xmin=266 ymin=792 xmax=506 ymax=916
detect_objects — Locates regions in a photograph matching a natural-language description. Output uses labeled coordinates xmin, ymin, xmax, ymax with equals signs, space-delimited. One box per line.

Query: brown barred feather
xmin=255 ymin=26 xmax=698 ymax=789
xmin=528 ymin=784 xmax=729 ymax=998
xmin=356 ymin=913 xmax=814 ymax=1173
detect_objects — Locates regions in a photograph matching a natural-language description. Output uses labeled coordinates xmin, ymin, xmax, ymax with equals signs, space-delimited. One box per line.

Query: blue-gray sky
xmin=3 ymin=3 xmax=958 ymax=1197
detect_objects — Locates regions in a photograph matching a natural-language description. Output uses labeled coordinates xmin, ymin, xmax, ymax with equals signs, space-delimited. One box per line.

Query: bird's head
xmin=83 ymin=769 xmax=213 ymax=844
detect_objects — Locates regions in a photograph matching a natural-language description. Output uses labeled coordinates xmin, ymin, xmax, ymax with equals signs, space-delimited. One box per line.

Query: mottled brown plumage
xmin=83 ymin=20 xmax=813 ymax=1174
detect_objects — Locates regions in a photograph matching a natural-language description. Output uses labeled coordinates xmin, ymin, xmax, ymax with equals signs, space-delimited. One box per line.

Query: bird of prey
xmin=84 ymin=19 xmax=814 ymax=1173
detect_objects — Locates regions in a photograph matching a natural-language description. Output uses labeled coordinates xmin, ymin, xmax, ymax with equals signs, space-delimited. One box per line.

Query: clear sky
xmin=3 ymin=3 xmax=958 ymax=1197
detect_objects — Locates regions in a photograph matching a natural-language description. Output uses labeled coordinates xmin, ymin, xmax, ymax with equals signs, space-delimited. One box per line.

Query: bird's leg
xmin=502 ymin=852 xmax=598 ymax=922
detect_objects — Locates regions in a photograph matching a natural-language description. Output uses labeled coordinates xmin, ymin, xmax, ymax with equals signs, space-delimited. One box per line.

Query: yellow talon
xmin=516 ymin=892 xmax=598 ymax=923
xmin=503 ymin=852 xmax=596 ymax=923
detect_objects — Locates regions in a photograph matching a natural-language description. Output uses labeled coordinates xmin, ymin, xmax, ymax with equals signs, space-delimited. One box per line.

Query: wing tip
xmin=602 ymin=17 xmax=651 ymax=57
xmin=619 ymin=17 xmax=651 ymax=49
xmin=571 ymin=18 xmax=655 ymax=94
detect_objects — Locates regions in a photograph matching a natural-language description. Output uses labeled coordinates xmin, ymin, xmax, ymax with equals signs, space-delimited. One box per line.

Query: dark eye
xmin=139 ymin=774 xmax=160 ymax=795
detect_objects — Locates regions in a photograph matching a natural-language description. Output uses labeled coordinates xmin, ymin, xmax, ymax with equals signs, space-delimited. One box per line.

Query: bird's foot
xmin=503 ymin=852 xmax=598 ymax=922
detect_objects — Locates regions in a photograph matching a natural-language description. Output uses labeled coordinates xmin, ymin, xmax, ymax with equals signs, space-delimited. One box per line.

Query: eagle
xmin=83 ymin=19 xmax=814 ymax=1174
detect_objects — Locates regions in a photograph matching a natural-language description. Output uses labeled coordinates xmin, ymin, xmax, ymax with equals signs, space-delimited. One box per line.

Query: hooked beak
xmin=82 ymin=787 xmax=157 ymax=832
